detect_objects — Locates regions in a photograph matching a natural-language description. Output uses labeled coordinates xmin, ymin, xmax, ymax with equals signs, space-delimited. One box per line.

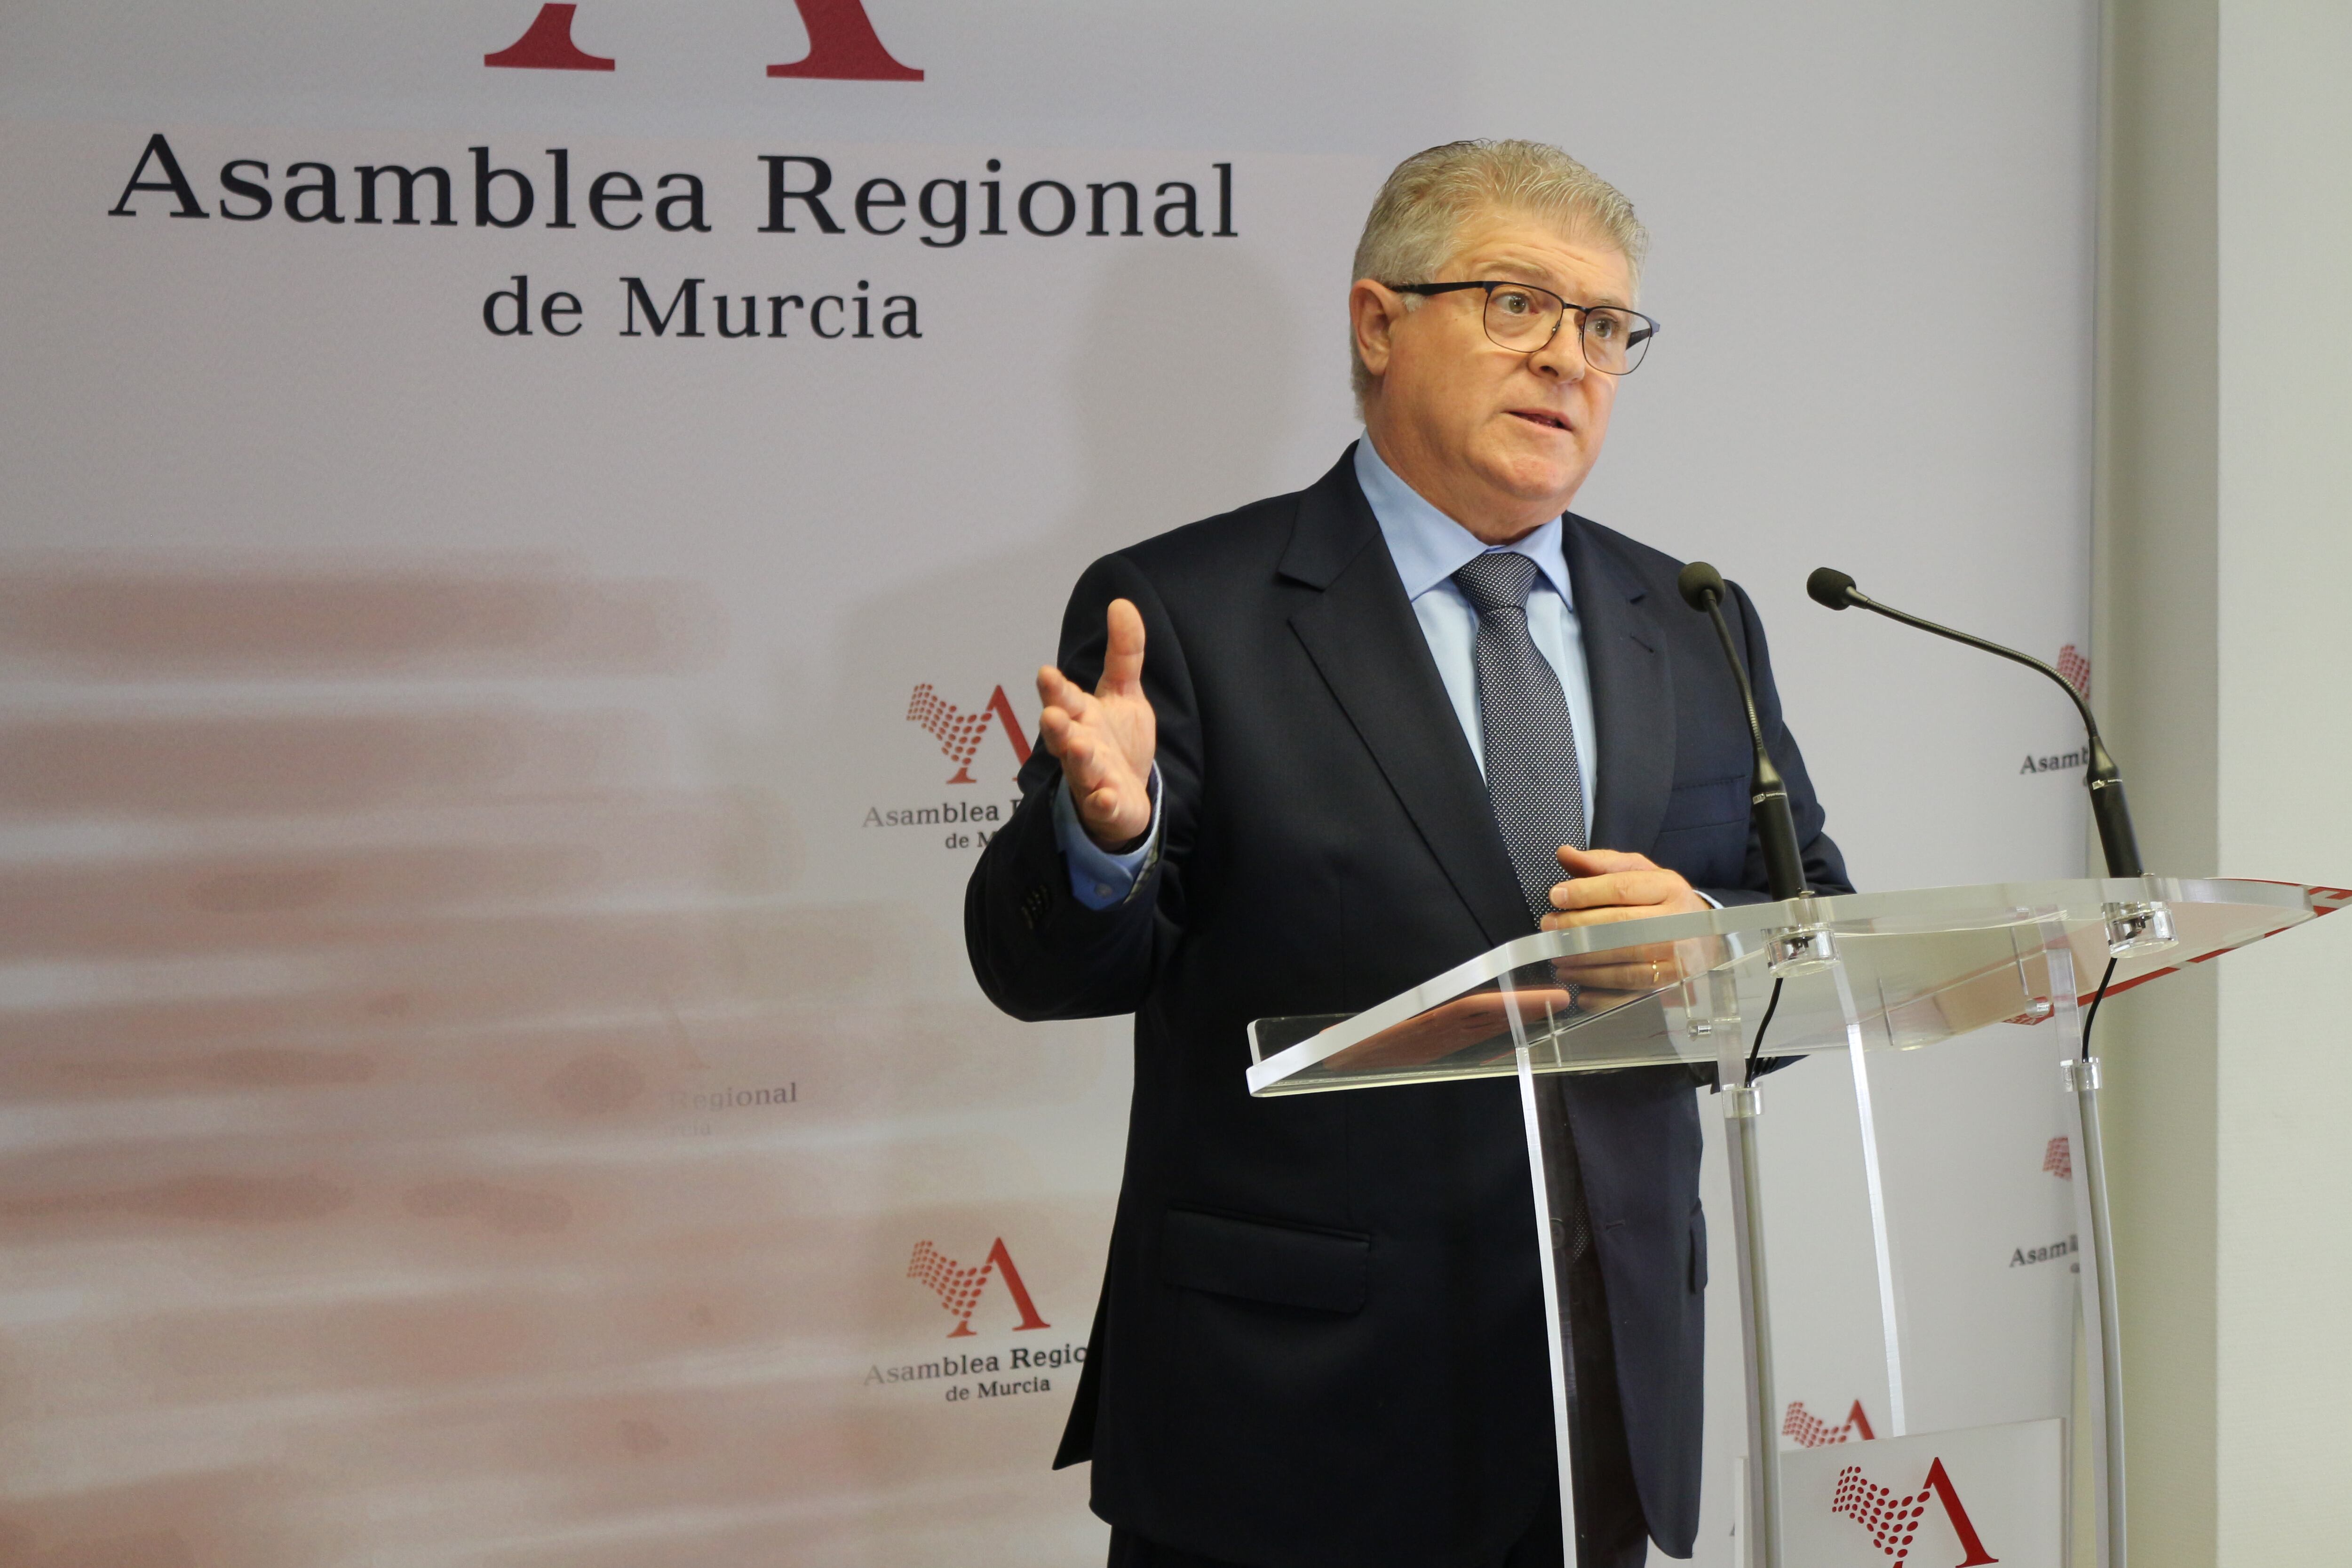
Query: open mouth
xmin=1509 ymin=409 xmax=1571 ymax=431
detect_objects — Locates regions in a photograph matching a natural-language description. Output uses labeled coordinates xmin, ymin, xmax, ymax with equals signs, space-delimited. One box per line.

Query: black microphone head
xmin=1676 ymin=561 xmax=1725 ymax=612
xmin=1807 ymin=566 xmax=1858 ymax=610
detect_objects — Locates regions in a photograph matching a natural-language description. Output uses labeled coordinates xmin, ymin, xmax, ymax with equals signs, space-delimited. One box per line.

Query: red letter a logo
xmin=983 ymin=1237 xmax=1052 ymax=1332
xmin=1922 ymin=1458 xmax=1999 ymax=1567
xmin=908 ymin=1236 xmax=1051 ymax=1337
xmin=769 ymin=0 xmax=923 ymax=81
xmin=906 ymin=683 xmax=1032 ymax=783
xmin=485 ymin=5 xmax=616 ymax=70
xmin=1832 ymin=1455 xmax=1998 ymax=1566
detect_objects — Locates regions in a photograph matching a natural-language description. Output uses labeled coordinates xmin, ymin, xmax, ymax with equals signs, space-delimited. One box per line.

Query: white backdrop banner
xmin=0 ymin=5 xmax=2098 ymax=1565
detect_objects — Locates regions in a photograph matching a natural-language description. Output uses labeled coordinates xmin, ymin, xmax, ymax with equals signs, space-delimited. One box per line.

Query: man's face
xmin=1354 ymin=211 xmax=1634 ymax=541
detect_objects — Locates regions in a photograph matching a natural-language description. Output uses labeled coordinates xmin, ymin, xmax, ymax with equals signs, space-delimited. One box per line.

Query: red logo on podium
xmin=2042 ymin=1136 xmax=2072 ymax=1179
xmin=908 ymin=683 xmax=1032 ymax=784
xmin=908 ymin=1238 xmax=1051 ymax=1338
xmin=1832 ymin=1456 xmax=1999 ymax=1566
xmin=1785 ymin=1398 xmax=1876 ymax=1448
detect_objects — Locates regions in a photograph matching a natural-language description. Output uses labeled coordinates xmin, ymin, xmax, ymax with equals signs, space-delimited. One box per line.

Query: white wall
xmin=2099 ymin=0 xmax=2352 ymax=1560
xmin=2214 ymin=0 xmax=2352 ymax=1555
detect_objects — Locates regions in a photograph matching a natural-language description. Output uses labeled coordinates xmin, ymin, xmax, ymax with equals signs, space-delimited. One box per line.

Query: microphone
xmin=1807 ymin=566 xmax=2144 ymax=877
xmin=1677 ymin=562 xmax=1809 ymax=901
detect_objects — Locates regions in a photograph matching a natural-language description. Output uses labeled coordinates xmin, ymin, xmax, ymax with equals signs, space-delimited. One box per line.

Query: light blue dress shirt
xmin=1053 ymin=438 xmax=1600 ymax=909
xmin=1349 ymin=438 xmax=1600 ymax=790
xmin=1054 ymin=758 xmax=1163 ymax=908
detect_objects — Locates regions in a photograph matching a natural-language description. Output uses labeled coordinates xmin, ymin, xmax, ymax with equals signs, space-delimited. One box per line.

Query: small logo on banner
xmin=1831 ymin=1456 xmax=2000 ymax=1566
xmin=2056 ymin=644 xmax=2090 ymax=700
xmin=907 ymin=1238 xmax=1050 ymax=1338
xmin=2007 ymin=1232 xmax=2077 ymax=1269
xmin=485 ymin=1 xmax=924 ymax=80
xmin=2019 ymin=646 xmax=2090 ymax=779
xmin=907 ymin=683 xmax=1032 ymax=784
xmin=1786 ymin=1399 xmax=1877 ymax=1448
xmin=2042 ymin=1136 xmax=2071 ymax=1180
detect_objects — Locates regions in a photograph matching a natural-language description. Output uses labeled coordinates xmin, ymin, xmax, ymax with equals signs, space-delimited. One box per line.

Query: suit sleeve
xmin=1707 ymin=580 xmax=1854 ymax=907
xmin=963 ymin=551 xmax=1200 ymax=1020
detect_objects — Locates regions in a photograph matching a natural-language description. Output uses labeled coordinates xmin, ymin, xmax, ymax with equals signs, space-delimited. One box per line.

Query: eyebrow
xmin=1476 ymin=259 xmax=1627 ymax=310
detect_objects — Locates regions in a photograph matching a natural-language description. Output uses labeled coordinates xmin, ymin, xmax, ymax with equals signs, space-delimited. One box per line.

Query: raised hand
xmin=1036 ymin=598 xmax=1157 ymax=851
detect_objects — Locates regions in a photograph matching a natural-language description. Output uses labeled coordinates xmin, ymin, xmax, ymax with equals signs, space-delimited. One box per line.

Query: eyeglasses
xmin=1387 ymin=280 xmax=1658 ymax=374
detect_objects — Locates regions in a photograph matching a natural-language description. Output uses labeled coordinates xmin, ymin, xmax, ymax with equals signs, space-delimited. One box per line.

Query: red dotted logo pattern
xmin=1785 ymin=1399 xmax=1875 ymax=1447
xmin=2042 ymin=1136 xmax=2072 ymax=1180
xmin=908 ymin=1240 xmax=993 ymax=1329
xmin=1833 ymin=1465 xmax=1931 ymax=1561
xmin=907 ymin=685 xmax=995 ymax=784
xmin=906 ymin=683 xmax=1032 ymax=785
xmin=2057 ymin=644 xmax=2091 ymax=700
xmin=1828 ymin=1456 xmax=2001 ymax=1567
xmin=905 ymin=1236 xmax=1054 ymax=1338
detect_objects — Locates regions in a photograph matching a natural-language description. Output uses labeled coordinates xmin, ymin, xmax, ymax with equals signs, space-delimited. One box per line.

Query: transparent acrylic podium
xmin=1246 ymin=877 xmax=2333 ymax=1568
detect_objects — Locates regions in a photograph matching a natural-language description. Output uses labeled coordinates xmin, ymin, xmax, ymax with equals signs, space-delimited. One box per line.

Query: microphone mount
xmin=1806 ymin=567 xmax=2145 ymax=878
xmin=1677 ymin=563 xmax=1809 ymax=902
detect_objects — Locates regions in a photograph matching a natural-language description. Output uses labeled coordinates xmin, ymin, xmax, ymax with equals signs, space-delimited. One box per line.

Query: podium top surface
xmin=1245 ymin=876 xmax=2335 ymax=1097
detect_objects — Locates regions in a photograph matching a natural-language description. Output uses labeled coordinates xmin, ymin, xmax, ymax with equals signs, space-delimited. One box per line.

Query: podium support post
xmin=2044 ymin=924 xmax=2128 ymax=1568
xmin=1503 ymin=982 xmax=1582 ymax=1568
xmin=1702 ymin=961 xmax=1785 ymax=1568
xmin=1724 ymin=1081 xmax=1781 ymax=1568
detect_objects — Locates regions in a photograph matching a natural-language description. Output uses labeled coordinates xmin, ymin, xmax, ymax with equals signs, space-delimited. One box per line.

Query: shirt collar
xmin=1353 ymin=438 xmax=1573 ymax=607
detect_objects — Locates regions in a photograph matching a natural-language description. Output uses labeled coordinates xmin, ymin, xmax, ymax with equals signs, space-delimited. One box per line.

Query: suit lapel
xmin=1565 ymin=516 xmax=1677 ymax=853
xmin=1282 ymin=454 xmax=1531 ymax=950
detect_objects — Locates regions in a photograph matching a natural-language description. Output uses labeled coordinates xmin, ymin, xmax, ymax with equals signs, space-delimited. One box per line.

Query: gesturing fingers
xmin=1035 ymin=669 xmax=1087 ymax=755
xmin=1099 ymin=598 xmax=1147 ymax=698
xmin=1036 ymin=663 xmax=1091 ymax=722
xmin=1032 ymin=600 xmax=1159 ymax=850
xmin=1042 ymin=694 xmax=1114 ymax=786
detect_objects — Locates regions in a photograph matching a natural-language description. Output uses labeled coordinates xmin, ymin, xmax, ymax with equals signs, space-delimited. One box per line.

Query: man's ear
xmin=1350 ymin=279 xmax=1405 ymax=380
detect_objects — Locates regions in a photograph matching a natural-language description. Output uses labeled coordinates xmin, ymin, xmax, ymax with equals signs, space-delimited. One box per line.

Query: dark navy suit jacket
xmin=965 ymin=448 xmax=1849 ymax=1567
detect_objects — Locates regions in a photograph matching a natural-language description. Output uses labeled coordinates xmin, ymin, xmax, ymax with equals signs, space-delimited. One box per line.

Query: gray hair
xmin=1350 ymin=140 xmax=1648 ymax=408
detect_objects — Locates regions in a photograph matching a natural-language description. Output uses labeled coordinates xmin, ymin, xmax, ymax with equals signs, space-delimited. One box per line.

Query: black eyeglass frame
xmin=1386 ymin=280 xmax=1659 ymax=374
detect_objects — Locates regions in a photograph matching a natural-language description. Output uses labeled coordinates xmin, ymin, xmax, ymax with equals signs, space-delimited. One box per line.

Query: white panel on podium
xmin=1780 ymin=1418 xmax=2062 ymax=1568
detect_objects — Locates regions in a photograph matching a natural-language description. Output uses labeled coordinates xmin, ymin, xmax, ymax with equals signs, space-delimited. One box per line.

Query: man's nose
xmin=1526 ymin=325 xmax=1586 ymax=382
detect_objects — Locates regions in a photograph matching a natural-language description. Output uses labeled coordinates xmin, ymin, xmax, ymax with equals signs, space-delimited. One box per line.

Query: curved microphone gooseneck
xmin=1805 ymin=567 xmax=2145 ymax=877
xmin=1676 ymin=563 xmax=1809 ymax=902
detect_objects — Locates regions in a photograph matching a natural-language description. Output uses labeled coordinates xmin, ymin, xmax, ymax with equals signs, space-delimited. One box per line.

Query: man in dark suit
xmin=965 ymin=141 xmax=1848 ymax=1568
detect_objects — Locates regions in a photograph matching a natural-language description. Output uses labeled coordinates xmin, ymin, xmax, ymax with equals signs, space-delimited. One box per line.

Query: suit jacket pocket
xmin=1656 ymin=773 xmax=1748 ymax=835
xmin=1160 ymin=1207 xmax=1369 ymax=1314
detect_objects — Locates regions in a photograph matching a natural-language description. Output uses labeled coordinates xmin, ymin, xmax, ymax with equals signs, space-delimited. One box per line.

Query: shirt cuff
xmin=1053 ymin=764 xmax=1163 ymax=910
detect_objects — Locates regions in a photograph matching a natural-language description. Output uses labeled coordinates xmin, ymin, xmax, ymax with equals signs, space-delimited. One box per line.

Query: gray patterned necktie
xmin=1452 ymin=551 xmax=1588 ymax=925
xmin=1457 ymin=549 xmax=1616 ymax=1522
